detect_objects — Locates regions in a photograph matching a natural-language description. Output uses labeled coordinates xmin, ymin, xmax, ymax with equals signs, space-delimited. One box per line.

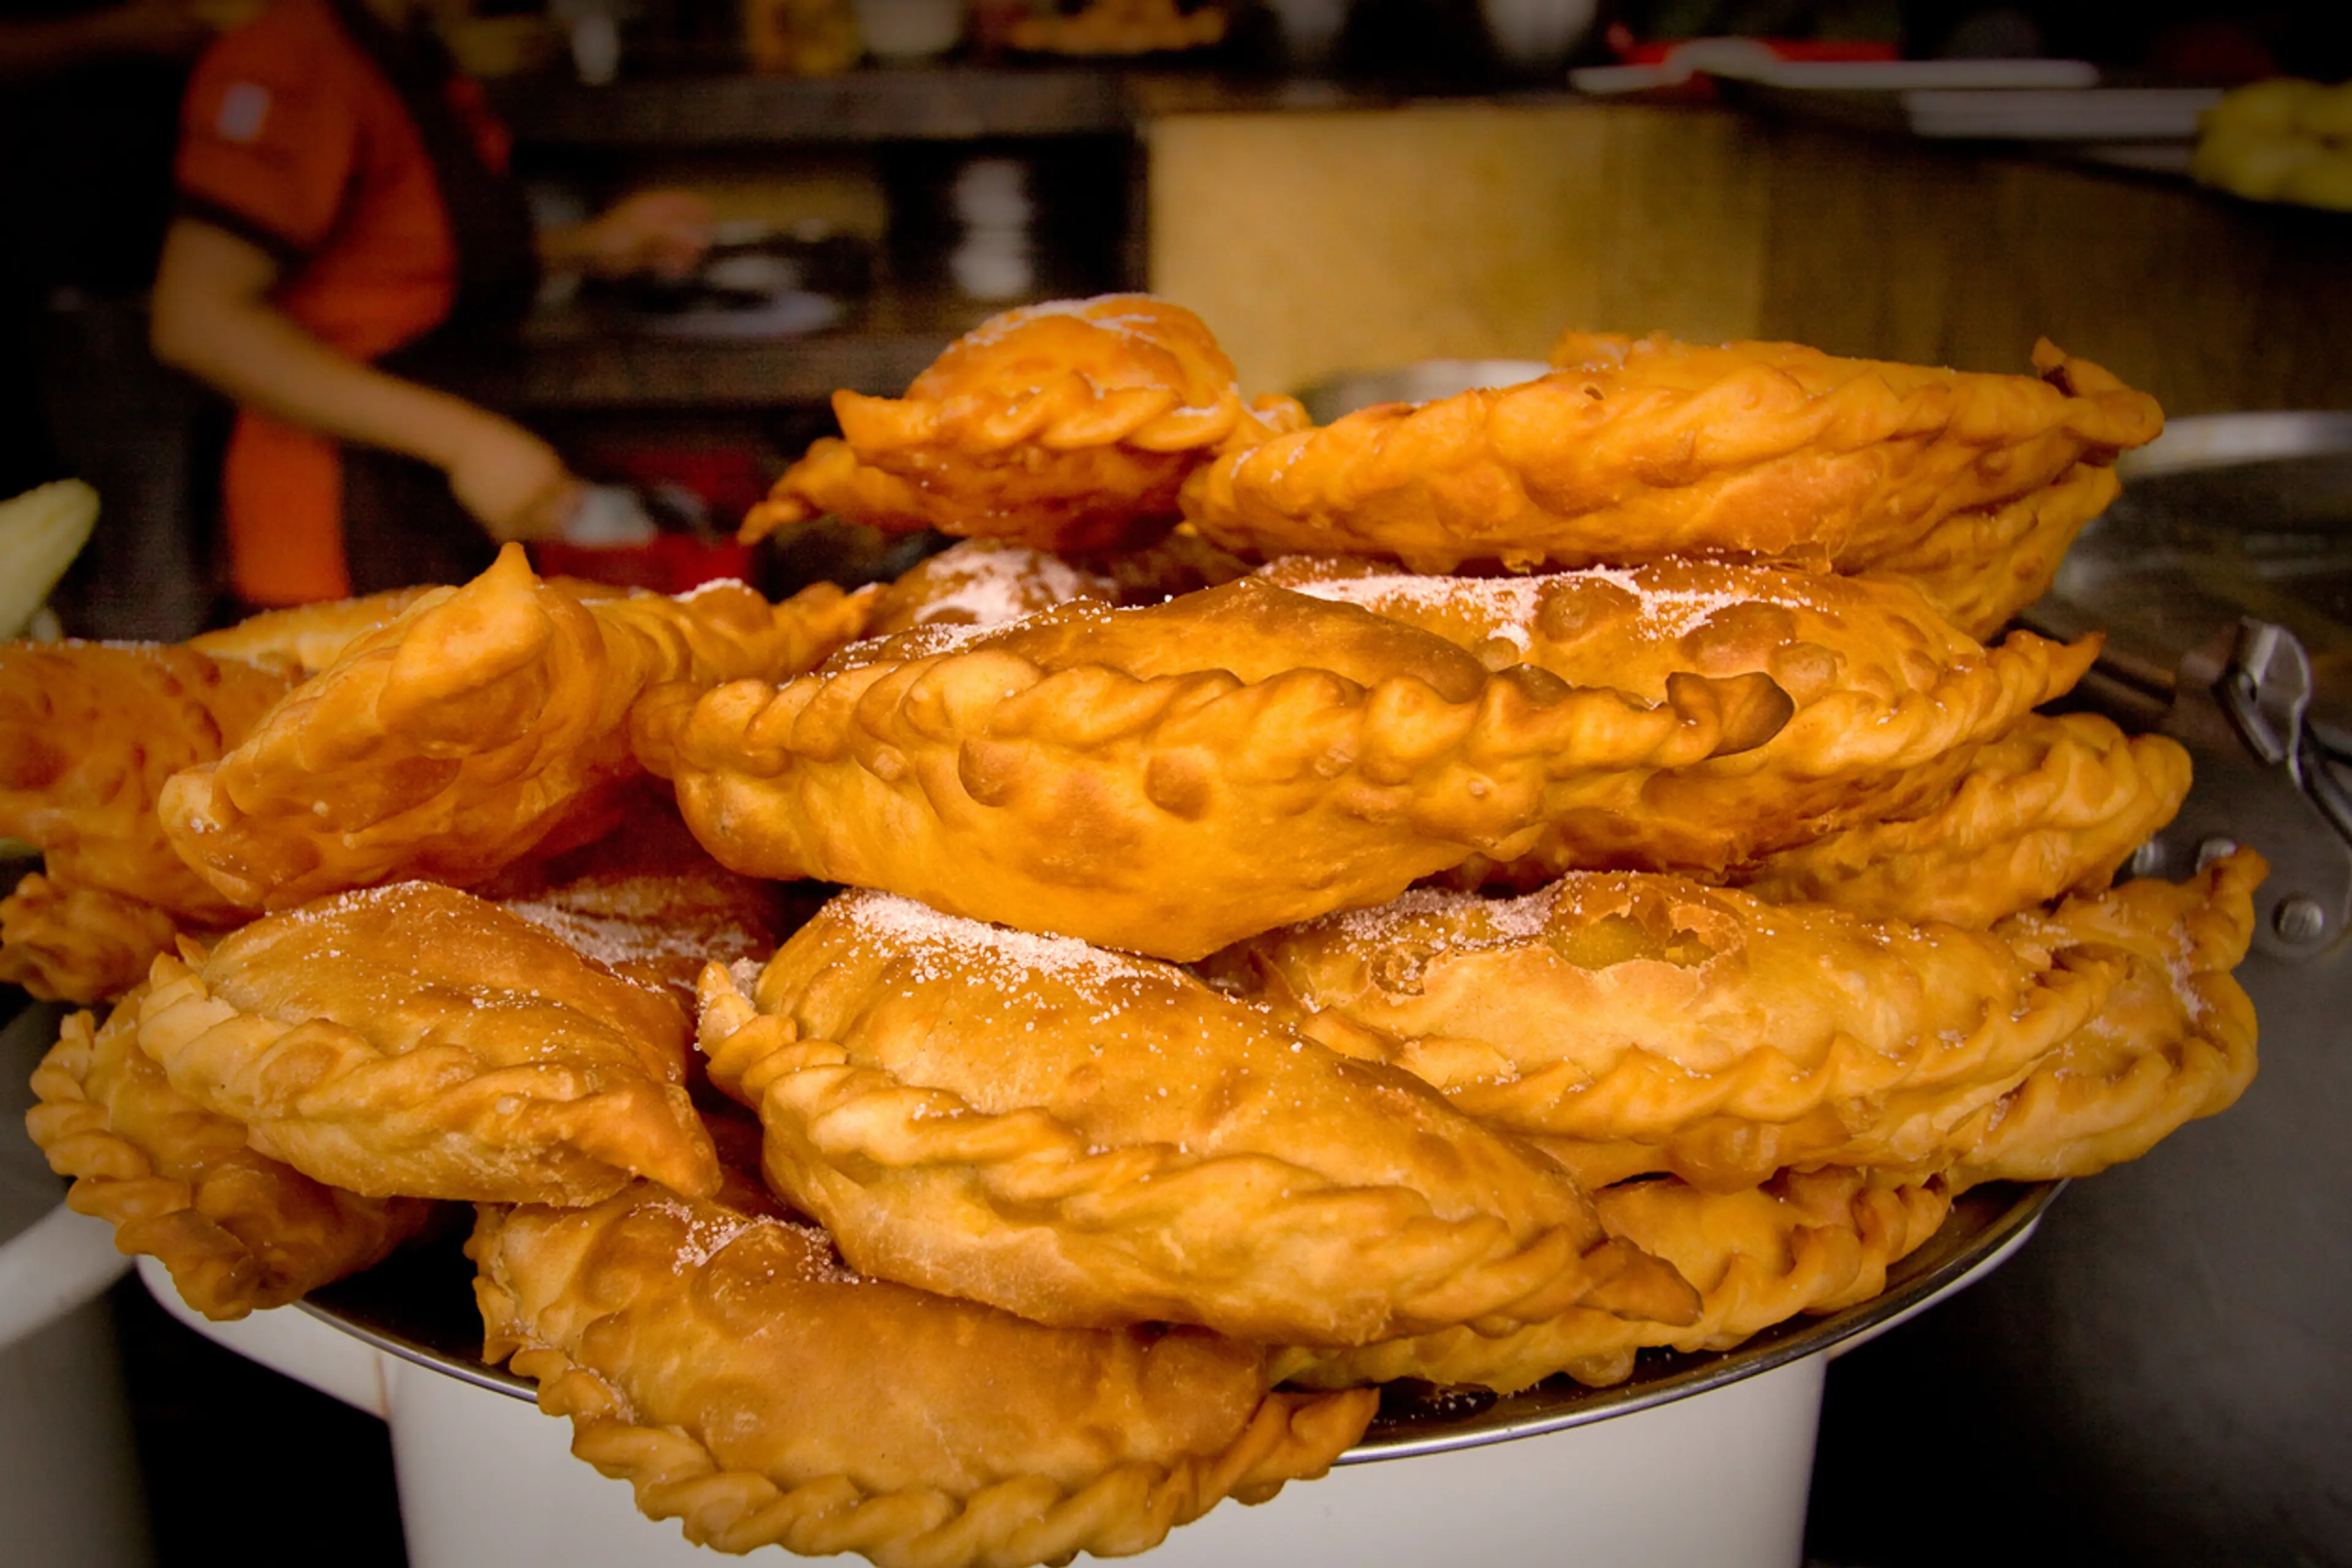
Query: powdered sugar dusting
xmin=1303 ymin=883 xmax=1558 ymax=951
xmin=1273 ymin=560 xmax=1834 ymax=646
xmin=839 ymin=889 xmax=1156 ymax=995
xmin=635 ymin=1197 xmax=865 ymax=1283
xmin=908 ymin=545 xmax=1099 ymax=629
xmin=832 ymin=617 xmax=995 ymax=671
xmin=503 ymin=900 xmax=756 ymax=971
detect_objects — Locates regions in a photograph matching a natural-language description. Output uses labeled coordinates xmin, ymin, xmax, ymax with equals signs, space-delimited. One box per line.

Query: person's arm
xmin=150 ymin=217 xmax=577 ymax=539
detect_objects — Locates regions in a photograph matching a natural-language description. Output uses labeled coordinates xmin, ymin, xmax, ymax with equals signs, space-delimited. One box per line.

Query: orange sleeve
xmin=175 ymin=12 xmax=360 ymax=257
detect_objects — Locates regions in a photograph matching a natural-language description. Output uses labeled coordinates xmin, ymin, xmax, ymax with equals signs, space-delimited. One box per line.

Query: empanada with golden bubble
xmin=1202 ymin=873 xmax=2127 ymax=1192
xmin=696 ymin=890 xmax=1700 ymax=1346
xmin=470 ymin=1184 xmax=1376 ymax=1568
xmin=134 ymin=882 xmax=720 ymax=1205
xmin=1 ymin=638 xmax=294 ymax=921
xmin=1 ymin=872 xmax=184 ymax=1004
xmin=1738 ymin=712 xmax=2192 ymax=927
xmin=635 ymin=578 xmax=1790 ymax=961
xmin=1260 ymin=556 xmax=2098 ymax=877
xmin=1275 ymin=1168 xmax=1952 ymax=1393
xmin=1182 ymin=336 xmax=2159 ymax=578
xmin=159 ymin=544 xmax=875 ymax=911
xmin=1948 ymin=850 xmax=2261 ymax=1185
xmin=25 ymin=993 xmax=434 ymax=1319
xmin=744 ymin=295 xmax=1301 ymax=556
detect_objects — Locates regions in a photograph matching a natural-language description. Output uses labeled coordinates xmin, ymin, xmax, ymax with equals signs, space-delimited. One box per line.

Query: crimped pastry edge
xmin=1271 ymin=1170 xmax=1954 ymax=1393
xmin=695 ymin=960 xmax=1690 ymax=1346
xmin=469 ymin=1202 xmax=1377 ymax=1568
xmin=639 ymin=583 xmax=1792 ymax=958
xmin=24 ymin=1000 xmax=424 ymax=1319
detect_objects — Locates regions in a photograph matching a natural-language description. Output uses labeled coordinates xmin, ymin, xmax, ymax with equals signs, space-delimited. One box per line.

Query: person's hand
xmin=442 ymin=413 xmax=582 ymax=543
xmin=574 ymin=189 xmax=714 ymax=281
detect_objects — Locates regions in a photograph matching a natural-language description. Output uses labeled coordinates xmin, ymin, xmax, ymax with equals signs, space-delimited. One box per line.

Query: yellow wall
xmin=1147 ymin=101 xmax=2352 ymax=414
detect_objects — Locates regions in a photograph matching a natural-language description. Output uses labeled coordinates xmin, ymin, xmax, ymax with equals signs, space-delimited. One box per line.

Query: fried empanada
xmin=1 ymin=872 xmax=184 ymax=1004
xmin=24 ymin=993 xmax=434 ymax=1319
xmin=471 ymin=1185 xmax=1376 ymax=1568
xmin=1274 ymin=1169 xmax=1952 ymax=1393
xmin=184 ymin=577 xmax=635 ymax=678
xmin=1 ymin=638 xmax=295 ymax=921
xmin=743 ymin=295 xmax=1302 ymax=555
xmin=184 ymin=586 xmax=441 ymax=676
xmin=635 ymin=578 xmax=1790 ymax=961
xmin=1948 ymin=850 xmax=2261 ymax=1185
xmin=1201 ymin=873 xmax=2128 ymax=1192
xmin=1181 ymin=335 xmax=2160 ymax=576
xmin=696 ymin=891 xmax=1700 ymax=1346
xmin=134 ymin=882 xmax=720 ymax=1205
xmin=159 ymin=544 xmax=876 ymax=911
xmin=867 ymin=527 xmax=1251 ymax=638
xmin=1856 ymin=460 xmax=2122 ymax=639
xmin=1262 ymin=556 xmax=2099 ymax=876
xmin=1737 ymin=712 xmax=2192 ymax=927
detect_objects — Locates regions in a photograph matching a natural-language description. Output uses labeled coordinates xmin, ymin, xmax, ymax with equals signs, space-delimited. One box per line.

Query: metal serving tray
xmin=296 ymin=1179 xmax=2056 ymax=1463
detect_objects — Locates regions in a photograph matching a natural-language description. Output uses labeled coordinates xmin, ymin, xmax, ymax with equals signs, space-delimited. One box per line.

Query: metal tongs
xmin=2136 ymin=617 xmax=2352 ymax=959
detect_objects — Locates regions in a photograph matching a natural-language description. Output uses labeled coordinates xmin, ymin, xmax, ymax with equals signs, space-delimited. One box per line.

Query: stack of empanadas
xmin=11 ymin=294 xmax=2257 ymax=1568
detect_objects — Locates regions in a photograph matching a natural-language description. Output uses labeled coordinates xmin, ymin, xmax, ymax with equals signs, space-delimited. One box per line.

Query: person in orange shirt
xmin=149 ymin=0 xmax=708 ymax=605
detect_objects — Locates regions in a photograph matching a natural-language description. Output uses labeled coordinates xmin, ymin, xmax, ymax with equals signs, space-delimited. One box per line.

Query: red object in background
xmin=533 ymin=534 xmax=758 ymax=595
xmin=1605 ymin=31 xmax=1900 ymax=67
xmin=539 ymin=438 xmax=769 ymax=592
xmin=576 ymin=442 xmax=773 ymax=523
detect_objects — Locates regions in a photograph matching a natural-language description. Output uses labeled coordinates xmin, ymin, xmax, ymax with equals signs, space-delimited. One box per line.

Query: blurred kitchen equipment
xmin=1809 ymin=411 xmax=2352 ymax=1567
xmin=743 ymin=0 xmax=862 ymax=74
xmin=603 ymin=219 xmax=863 ymax=337
xmin=851 ymin=0 xmax=965 ymax=61
xmin=883 ymin=141 xmax=1130 ymax=312
xmin=1264 ymin=0 xmax=1348 ymax=72
xmin=1478 ymin=0 xmax=1593 ymax=75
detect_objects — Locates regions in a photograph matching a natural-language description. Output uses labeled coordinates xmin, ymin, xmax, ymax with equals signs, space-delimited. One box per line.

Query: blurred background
xmin=3 ymin=0 xmax=2347 ymax=644
xmin=1 ymin=0 xmax=2348 ymax=1564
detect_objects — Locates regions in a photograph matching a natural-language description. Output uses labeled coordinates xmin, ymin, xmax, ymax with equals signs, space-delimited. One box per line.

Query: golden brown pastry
xmin=471 ymin=1184 xmax=1376 ymax=1568
xmin=1259 ymin=556 xmax=2100 ymax=877
xmin=696 ymin=891 xmax=1700 ymax=1346
xmin=184 ymin=578 xmax=635 ymax=678
xmin=24 ymin=993 xmax=434 ymax=1319
xmin=743 ymin=295 xmax=1303 ymax=555
xmin=1275 ymin=1169 xmax=1953 ymax=1393
xmin=183 ymin=586 xmax=441 ymax=676
xmin=1182 ymin=335 xmax=2160 ymax=576
xmin=1737 ymin=712 xmax=2192 ymax=927
xmin=134 ymin=882 xmax=721 ymax=1205
xmin=635 ymin=578 xmax=1790 ymax=961
xmin=866 ymin=527 xmax=1252 ymax=638
xmin=159 ymin=544 xmax=876 ymax=911
xmin=1948 ymin=850 xmax=2262 ymax=1185
xmin=1855 ymin=461 xmax=2121 ymax=639
xmin=1200 ymin=872 xmax=2128 ymax=1192
xmin=0 ymin=638 xmax=294 ymax=921
xmin=0 ymin=872 xmax=184 ymax=1004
